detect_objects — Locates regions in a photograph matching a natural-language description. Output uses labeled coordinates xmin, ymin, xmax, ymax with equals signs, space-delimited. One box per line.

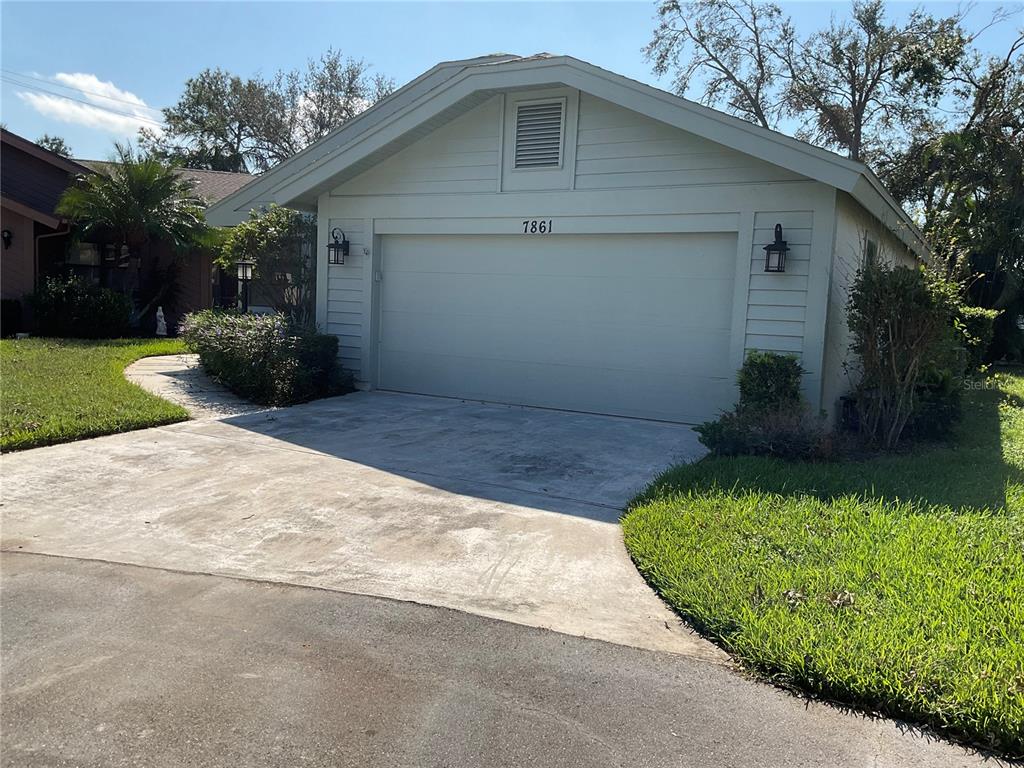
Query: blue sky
xmin=1 ymin=1 xmax=1019 ymax=160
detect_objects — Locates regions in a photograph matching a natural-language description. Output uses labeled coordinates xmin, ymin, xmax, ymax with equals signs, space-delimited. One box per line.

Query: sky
xmin=1 ymin=1 xmax=1020 ymax=161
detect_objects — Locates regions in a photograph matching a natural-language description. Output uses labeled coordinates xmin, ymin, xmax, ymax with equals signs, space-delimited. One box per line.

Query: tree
xmin=56 ymin=144 xmax=208 ymax=320
xmin=218 ymin=205 xmax=317 ymax=325
xmin=778 ymin=0 xmax=967 ymax=162
xmin=58 ymin=143 xmax=207 ymax=255
xmin=146 ymin=50 xmax=395 ymax=172
xmin=646 ymin=0 xmax=786 ymax=129
xmin=141 ymin=68 xmax=273 ymax=172
xmin=36 ymin=134 xmax=72 ymax=158
xmin=880 ymin=32 xmax=1023 ymax=358
xmin=259 ymin=50 xmax=396 ymax=164
xmin=647 ymin=0 xmax=968 ymax=162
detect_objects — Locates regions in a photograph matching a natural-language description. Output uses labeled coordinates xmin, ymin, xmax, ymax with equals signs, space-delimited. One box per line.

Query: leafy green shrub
xmin=696 ymin=352 xmax=830 ymax=460
xmin=28 ymin=275 xmax=131 ymax=339
xmin=847 ymin=262 xmax=964 ymax=449
xmin=695 ymin=407 xmax=833 ymax=461
xmin=955 ymin=304 xmax=999 ymax=370
xmin=737 ymin=351 xmax=804 ymax=413
xmin=218 ymin=205 xmax=316 ymax=325
xmin=179 ymin=310 xmax=350 ymax=405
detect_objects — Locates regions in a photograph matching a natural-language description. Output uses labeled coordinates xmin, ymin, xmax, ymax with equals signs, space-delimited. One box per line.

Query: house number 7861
xmin=523 ymin=219 xmax=553 ymax=234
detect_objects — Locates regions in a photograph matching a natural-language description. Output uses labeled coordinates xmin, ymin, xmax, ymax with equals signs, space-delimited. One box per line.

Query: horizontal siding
xmin=575 ymin=94 xmax=803 ymax=190
xmin=325 ymin=217 xmax=366 ymax=377
xmin=337 ymin=97 xmax=500 ymax=196
xmin=744 ymin=211 xmax=812 ymax=356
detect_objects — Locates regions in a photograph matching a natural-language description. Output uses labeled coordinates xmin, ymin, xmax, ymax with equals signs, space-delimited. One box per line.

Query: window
xmin=514 ymin=100 xmax=564 ymax=169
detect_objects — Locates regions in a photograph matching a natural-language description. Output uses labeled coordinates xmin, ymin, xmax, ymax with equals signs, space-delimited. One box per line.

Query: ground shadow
xmin=216 ymin=390 xmax=705 ymax=522
xmin=639 ymin=379 xmax=1019 ymax=514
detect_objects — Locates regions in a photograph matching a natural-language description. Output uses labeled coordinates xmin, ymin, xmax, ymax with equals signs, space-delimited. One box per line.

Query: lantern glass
xmin=328 ymin=228 xmax=349 ymax=265
xmin=236 ymin=259 xmax=254 ymax=282
xmin=763 ymin=224 xmax=788 ymax=273
xmin=764 ymin=246 xmax=786 ymax=272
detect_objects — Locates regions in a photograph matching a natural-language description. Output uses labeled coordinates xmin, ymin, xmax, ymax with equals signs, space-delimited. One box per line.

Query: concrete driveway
xmin=0 ymin=391 xmax=718 ymax=658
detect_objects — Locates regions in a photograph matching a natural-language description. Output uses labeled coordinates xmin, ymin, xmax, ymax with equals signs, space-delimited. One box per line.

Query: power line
xmin=1 ymin=68 xmax=167 ymax=111
xmin=2 ymin=76 xmax=165 ymax=127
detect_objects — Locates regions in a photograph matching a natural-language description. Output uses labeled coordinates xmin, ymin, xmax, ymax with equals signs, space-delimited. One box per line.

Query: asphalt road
xmin=0 ymin=553 xmax=990 ymax=768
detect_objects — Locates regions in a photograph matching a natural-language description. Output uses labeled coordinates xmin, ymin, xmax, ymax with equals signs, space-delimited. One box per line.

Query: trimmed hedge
xmin=28 ymin=275 xmax=131 ymax=339
xmin=180 ymin=310 xmax=350 ymax=406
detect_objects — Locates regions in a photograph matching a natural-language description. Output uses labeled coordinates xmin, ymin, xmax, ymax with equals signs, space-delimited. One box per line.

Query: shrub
xmin=696 ymin=352 xmax=830 ymax=460
xmin=27 ymin=275 xmax=131 ymax=339
xmin=737 ymin=351 xmax=804 ymax=413
xmin=218 ymin=206 xmax=316 ymax=325
xmin=847 ymin=261 xmax=963 ymax=449
xmin=955 ymin=304 xmax=999 ymax=371
xmin=695 ymin=406 xmax=833 ymax=461
xmin=179 ymin=310 xmax=350 ymax=406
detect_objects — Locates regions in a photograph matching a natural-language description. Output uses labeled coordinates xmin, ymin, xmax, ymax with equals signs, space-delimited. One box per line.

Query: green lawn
xmin=1 ymin=338 xmax=189 ymax=452
xmin=622 ymin=370 xmax=1024 ymax=757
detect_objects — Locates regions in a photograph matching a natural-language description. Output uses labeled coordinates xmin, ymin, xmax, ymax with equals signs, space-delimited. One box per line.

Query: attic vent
xmin=514 ymin=101 xmax=563 ymax=168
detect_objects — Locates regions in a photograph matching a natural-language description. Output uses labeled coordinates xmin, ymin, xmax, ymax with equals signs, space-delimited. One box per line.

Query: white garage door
xmin=378 ymin=232 xmax=738 ymax=423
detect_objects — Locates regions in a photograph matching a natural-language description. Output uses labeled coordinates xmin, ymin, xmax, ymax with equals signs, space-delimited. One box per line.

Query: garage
xmin=208 ymin=54 xmax=927 ymax=425
xmin=377 ymin=232 xmax=738 ymax=423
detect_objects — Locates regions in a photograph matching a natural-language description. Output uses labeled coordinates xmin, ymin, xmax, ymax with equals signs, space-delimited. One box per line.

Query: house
xmin=206 ymin=53 xmax=923 ymax=424
xmin=74 ymin=161 xmax=253 ymax=329
xmin=0 ymin=128 xmax=251 ymax=333
xmin=1 ymin=129 xmax=92 ymax=330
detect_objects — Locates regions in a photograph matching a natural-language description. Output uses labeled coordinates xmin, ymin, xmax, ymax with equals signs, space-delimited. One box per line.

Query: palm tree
xmin=56 ymin=143 xmax=209 ymax=320
xmin=58 ymin=143 xmax=207 ymax=256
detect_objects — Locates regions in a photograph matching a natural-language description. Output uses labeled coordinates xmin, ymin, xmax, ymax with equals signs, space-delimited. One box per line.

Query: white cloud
xmin=16 ymin=72 xmax=163 ymax=137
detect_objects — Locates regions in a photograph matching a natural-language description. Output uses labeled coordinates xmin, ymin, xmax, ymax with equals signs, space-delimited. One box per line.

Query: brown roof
xmin=77 ymin=160 xmax=253 ymax=205
xmin=1 ymin=129 xmax=92 ymax=226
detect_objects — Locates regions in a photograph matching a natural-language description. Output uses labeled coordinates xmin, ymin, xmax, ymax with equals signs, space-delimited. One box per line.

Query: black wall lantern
xmin=327 ymin=228 xmax=349 ymax=265
xmin=236 ymin=258 xmax=254 ymax=313
xmin=763 ymin=223 xmax=788 ymax=273
xmin=1 ymin=229 xmax=12 ymax=250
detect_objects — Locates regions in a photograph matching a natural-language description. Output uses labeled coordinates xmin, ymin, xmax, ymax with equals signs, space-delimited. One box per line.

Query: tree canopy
xmin=36 ymin=134 xmax=72 ymax=158
xmin=141 ymin=49 xmax=395 ymax=173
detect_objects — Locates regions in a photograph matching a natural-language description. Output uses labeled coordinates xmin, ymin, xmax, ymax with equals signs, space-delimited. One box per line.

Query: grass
xmin=1 ymin=337 xmax=189 ymax=452
xmin=621 ymin=370 xmax=1024 ymax=757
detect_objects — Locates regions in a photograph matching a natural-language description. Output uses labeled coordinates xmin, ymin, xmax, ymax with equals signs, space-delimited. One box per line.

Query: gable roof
xmin=78 ymin=160 xmax=253 ymax=205
xmin=206 ymin=54 xmax=925 ymax=256
xmin=1 ymin=129 xmax=93 ymax=227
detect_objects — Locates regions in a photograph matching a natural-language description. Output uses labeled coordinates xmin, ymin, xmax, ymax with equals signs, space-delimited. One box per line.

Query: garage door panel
xmin=379 ymin=232 xmax=737 ymax=422
xmin=381 ymin=349 xmax=735 ymax=423
xmin=384 ymin=233 xmax=733 ymax=280
xmin=382 ymin=308 xmax=733 ymax=376
xmin=383 ymin=272 xmax=734 ymax=329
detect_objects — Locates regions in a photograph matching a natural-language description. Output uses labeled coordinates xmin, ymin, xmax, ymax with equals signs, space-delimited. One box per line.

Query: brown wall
xmin=1 ymin=206 xmax=37 ymax=300
xmin=144 ymin=243 xmax=214 ymax=331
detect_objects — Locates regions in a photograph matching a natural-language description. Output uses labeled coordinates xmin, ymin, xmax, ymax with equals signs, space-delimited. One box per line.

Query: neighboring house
xmin=77 ymin=161 xmax=253 ymax=328
xmin=1 ymin=129 xmax=91 ymax=317
xmin=207 ymin=53 xmax=924 ymax=424
xmin=0 ymin=129 xmax=252 ymax=333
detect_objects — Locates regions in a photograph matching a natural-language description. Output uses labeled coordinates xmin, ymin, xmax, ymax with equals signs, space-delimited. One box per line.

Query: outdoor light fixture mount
xmin=763 ymin=223 xmax=788 ymax=273
xmin=235 ymin=258 xmax=255 ymax=313
xmin=1 ymin=229 xmax=11 ymax=250
xmin=328 ymin=228 xmax=349 ymax=265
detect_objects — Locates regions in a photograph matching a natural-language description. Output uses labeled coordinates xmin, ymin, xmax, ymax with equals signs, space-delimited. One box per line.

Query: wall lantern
xmin=763 ymin=223 xmax=788 ymax=273
xmin=236 ymin=258 xmax=255 ymax=313
xmin=327 ymin=228 xmax=349 ymax=265
xmin=1 ymin=229 xmax=12 ymax=250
